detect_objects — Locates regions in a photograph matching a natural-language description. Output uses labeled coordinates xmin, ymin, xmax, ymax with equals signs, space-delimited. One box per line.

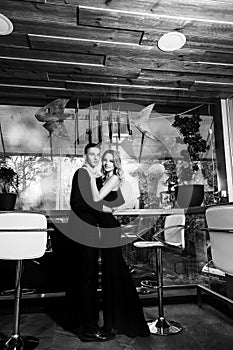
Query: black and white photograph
xmin=0 ymin=1 xmax=233 ymax=349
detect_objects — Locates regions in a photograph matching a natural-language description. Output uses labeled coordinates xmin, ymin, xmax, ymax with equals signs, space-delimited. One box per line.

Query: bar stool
xmin=134 ymin=214 xmax=185 ymax=335
xmin=0 ymin=212 xmax=48 ymax=350
xmin=205 ymin=205 xmax=233 ymax=276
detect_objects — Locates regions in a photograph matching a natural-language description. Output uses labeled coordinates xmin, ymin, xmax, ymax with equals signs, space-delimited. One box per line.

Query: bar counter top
xmin=0 ymin=206 xmax=207 ymax=223
xmin=44 ymin=205 xmax=207 ymax=219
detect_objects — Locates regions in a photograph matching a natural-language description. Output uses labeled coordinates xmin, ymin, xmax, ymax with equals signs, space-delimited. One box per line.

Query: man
xmin=67 ymin=143 xmax=114 ymax=342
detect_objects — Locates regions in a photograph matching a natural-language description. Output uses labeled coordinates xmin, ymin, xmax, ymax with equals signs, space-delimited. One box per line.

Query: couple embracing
xmin=67 ymin=143 xmax=150 ymax=342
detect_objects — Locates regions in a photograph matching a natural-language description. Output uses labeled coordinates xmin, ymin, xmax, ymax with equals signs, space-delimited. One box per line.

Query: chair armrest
xmin=154 ymin=224 xmax=185 ymax=236
xmin=0 ymin=228 xmax=54 ymax=232
xmin=200 ymin=228 xmax=233 ymax=233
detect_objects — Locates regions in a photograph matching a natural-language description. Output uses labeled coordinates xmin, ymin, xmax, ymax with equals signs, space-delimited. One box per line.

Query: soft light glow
xmin=0 ymin=14 xmax=13 ymax=35
xmin=158 ymin=32 xmax=186 ymax=52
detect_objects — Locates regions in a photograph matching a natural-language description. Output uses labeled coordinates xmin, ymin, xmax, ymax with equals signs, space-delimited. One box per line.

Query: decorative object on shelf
xmin=0 ymin=162 xmax=18 ymax=210
xmin=171 ymin=109 xmax=210 ymax=207
xmin=74 ymin=98 xmax=80 ymax=155
xmin=108 ymin=103 xmax=113 ymax=143
xmin=98 ymin=100 xmax=103 ymax=143
xmin=86 ymin=100 xmax=93 ymax=143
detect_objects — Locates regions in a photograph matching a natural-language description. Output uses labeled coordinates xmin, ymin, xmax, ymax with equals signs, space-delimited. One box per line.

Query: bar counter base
xmin=147 ymin=317 xmax=183 ymax=335
xmin=0 ymin=335 xmax=39 ymax=350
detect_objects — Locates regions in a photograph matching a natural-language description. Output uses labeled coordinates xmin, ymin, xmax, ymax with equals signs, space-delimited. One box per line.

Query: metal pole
xmin=13 ymin=260 xmax=23 ymax=335
xmin=0 ymin=122 xmax=6 ymax=153
xmin=156 ymin=247 xmax=164 ymax=318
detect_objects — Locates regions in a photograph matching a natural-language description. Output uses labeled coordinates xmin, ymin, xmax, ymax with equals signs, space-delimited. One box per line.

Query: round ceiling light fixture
xmin=157 ymin=31 xmax=186 ymax=52
xmin=0 ymin=13 xmax=13 ymax=35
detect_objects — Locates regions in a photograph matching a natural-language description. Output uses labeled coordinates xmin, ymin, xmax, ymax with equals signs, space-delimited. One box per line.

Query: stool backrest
xmin=0 ymin=213 xmax=47 ymax=260
xmin=206 ymin=205 xmax=233 ymax=275
xmin=164 ymin=214 xmax=185 ymax=249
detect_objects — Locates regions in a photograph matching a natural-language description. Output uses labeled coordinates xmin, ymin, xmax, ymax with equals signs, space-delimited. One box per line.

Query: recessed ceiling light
xmin=158 ymin=31 xmax=186 ymax=52
xmin=0 ymin=13 xmax=13 ymax=35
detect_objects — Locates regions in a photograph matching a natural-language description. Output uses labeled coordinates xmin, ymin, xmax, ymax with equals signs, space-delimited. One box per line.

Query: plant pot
xmin=174 ymin=184 xmax=204 ymax=208
xmin=0 ymin=193 xmax=17 ymax=211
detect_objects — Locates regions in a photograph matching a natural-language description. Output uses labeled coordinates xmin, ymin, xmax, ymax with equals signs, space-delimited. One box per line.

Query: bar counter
xmin=0 ymin=205 xmax=217 ymax=304
xmin=42 ymin=205 xmax=207 ymax=223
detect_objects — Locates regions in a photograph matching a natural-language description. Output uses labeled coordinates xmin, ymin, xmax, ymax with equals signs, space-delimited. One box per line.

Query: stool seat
xmin=0 ymin=212 xmax=48 ymax=350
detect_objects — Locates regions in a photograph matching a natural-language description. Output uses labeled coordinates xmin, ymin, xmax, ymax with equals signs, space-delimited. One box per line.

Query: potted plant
xmin=0 ymin=164 xmax=18 ymax=210
xmin=171 ymin=113 xmax=210 ymax=207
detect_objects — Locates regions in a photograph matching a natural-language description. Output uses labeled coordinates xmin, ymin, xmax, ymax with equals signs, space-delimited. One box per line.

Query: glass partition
xmin=0 ymin=104 xmax=218 ymax=210
xmin=0 ymin=103 xmax=229 ymax=302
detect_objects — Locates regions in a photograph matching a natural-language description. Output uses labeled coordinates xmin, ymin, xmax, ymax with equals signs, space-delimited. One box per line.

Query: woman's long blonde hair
xmin=101 ymin=149 xmax=124 ymax=182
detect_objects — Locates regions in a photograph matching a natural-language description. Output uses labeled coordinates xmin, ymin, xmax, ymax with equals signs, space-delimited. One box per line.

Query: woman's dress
xmin=97 ymin=179 xmax=150 ymax=338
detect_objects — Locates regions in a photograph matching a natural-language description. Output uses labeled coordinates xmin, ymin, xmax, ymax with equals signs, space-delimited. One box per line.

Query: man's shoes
xmin=100 ymin=327 xmax=116 ymax=338
xmin=80 ymin=329 xmax=115 ymax=342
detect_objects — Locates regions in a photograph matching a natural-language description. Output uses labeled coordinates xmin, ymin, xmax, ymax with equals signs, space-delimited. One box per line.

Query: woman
xmin=87 ymin=149 xmax=150 ymax=338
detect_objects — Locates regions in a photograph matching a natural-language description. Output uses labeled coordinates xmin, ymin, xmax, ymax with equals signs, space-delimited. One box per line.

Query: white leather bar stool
xmin=0 ymin=213 xmax=48 ymax=350
xmin=134 ymin=214 xmax=185 ymax=335
xmin=205 ymin=205 xmax=233 ymax=276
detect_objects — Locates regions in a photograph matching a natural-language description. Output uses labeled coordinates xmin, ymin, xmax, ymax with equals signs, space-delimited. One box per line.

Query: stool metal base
xmin=0 ymin=335 xmax=39 ymax=350
xmin=0 ymin=288 xmax=36 ymax=297
xmin=148 ymin=317 xmax=183 ymax=336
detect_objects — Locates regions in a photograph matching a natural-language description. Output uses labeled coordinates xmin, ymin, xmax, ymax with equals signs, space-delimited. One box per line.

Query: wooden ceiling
xmin=0 ymin=0 xmax=233 ymax=112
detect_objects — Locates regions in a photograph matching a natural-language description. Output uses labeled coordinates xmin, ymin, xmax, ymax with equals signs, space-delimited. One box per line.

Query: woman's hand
xmin=102 ymin=205 xmax=113 ymax=213
xmin=83 ymin=165 xmax=95 ymax=178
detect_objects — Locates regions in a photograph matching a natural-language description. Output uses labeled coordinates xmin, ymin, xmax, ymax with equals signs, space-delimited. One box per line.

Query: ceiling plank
xmin=141 ymin=63 xmax=233 ymax=77
xmin=191 ymin=82 xmax=233 ymax=92
xmin=105 ymin=51 xmax=233 ymax=70
xmin=0 ymin=33 xmax=29 ymax=48
xmin=48 ymin=73 xmax=192 ymax=88
xmin=0 ymin=86 xmax=219 ymax=104
xmin=0 ymin=78 xmax=65 ymax=89
xmin=0 ymin=47 xmax=105 ymax=65
xmin=0 ymin=80 xmax=223 ymax=99
xmin=0 ymin=69 xmax=48 ymax=81
xmin=78 ymin=5 xmax=233 ymax=40
xmin=14 ymin=21 xmax=142 ymax=44
xmin=0 ymin=91 xmax=220 ymax=108
xmin=138 ymin=71 xmax=233 ymax=84
xmin=28 ymin=35 xmax=145 ymax=55
xmin=0 ymin=0 xmax=77 ymax=25
xmin=53 ymin=0 xmax=233 ymax=23
xmin=15 ymin=0 xmax=233 ymax=22
xmin=0 ymin=61 xmax=139 ymax=77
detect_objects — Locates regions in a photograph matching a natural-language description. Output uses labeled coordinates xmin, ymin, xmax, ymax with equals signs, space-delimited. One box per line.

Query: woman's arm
xmin=90 ymin=174 xmax=120 ymax=202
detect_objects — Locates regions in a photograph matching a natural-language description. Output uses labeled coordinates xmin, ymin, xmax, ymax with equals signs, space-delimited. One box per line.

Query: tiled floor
xmin=0 ymin=303 xmax=233 ymax=350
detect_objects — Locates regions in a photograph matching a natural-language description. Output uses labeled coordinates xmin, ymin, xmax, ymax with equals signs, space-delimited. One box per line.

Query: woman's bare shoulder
xmin=104 ymin=174 xmax=119 ymax=185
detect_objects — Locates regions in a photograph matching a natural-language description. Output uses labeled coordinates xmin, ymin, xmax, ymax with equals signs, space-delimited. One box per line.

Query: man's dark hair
xmin=84 ymin=143 xmax=101 ymax=155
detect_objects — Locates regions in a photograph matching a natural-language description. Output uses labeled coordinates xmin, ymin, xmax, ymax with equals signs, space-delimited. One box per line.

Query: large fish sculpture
xmin=35 ymin=98 xmax=71 ymax=140
xmin=130 ymin=103 xmax=155 ymax=140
